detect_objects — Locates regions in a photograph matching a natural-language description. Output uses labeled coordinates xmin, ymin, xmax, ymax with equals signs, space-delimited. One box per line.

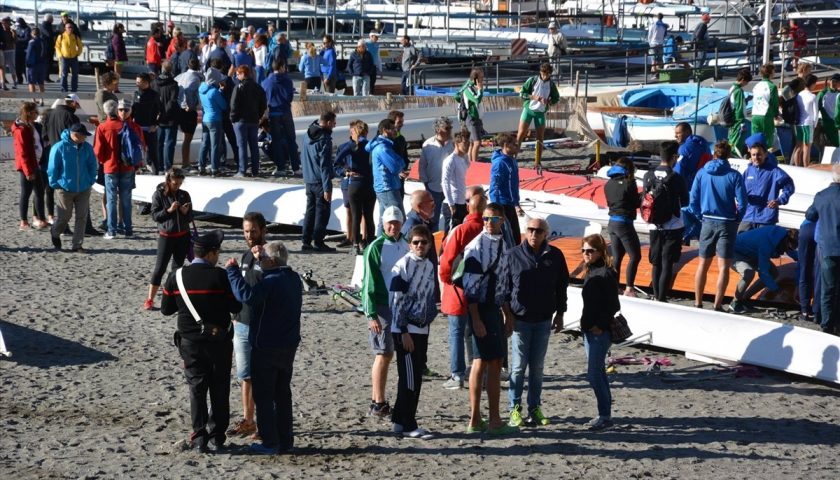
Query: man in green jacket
xmin=728 ymin=68 xmax=753 ymax=158
xmin=816 ymin=73 xmax=840 ymax=147
xmin=516 ymin=62 xmax=560 ymax=169
xmin=750 ymin=63 xmax=779 ymax=147
xmin=361 ymin=206 xmax=408 ymax=418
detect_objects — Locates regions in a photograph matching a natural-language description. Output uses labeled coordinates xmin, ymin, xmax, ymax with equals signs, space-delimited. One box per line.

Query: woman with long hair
xmin=336 ymin=119 xmax=375 ymax=254
xmin=144 ymin=168 xmax=193 ymax=310
xmin=604 ymin=156 xmax=641 ymax=296
xmin=12 ymin=101 xmax=48 ymax=230
xmin=299 ymin=42 xmax=322 ymax=92
xmin=253 ymin=33 xmax=268 ymax=84
xmin=580 ymin=233 xmax=620 ymax=431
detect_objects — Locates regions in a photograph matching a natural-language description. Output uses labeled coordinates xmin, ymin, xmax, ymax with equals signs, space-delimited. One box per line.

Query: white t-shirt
xmin=797 ymin=89 xmax=818 ymax=129
xmin=528 ymin=77 xmax=551 ymax=113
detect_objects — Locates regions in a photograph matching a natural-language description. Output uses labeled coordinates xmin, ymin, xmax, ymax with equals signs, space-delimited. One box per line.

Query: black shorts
xmin=470 ymin=303 xmax=505 ymax=361
xmin=648 ymin=227 xmax=684 ymax=265
xmin=179 ymin=109 xmax=198 ymax=135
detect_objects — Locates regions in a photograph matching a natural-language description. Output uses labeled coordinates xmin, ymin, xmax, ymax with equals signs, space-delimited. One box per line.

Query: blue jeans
xmin=198 ymin=122 xmax=223 ymax=172
xmin=60 ymin=56 xmax=79 ymax=92
xmin=448 ymin=314 xmax=469 ymax=379
xmin=233 ymin=122 xmax=259 ymax=175
xmin=375 ymin=189 xmax=404 ymax=234
xmin=427 ymin=188 xmax=448 ymax=233
xmin=584 ymin=330 xmax=612 ymax=418
xmin=233 ymin=322 xmax=251 ymax=381
xmin=268 ymin=114 xmax=300 ymax=171
xmin=105 ymin=171 xmax=135 ymax=235
xmin=158 ymin=125 xmax=178 ymax=171
xmin=401 ymin=70 xmax=411 ymax=95
xmin=820 ymin=256 xmax=840 ymax=333
xmin=508 ymin=319 xmax=551 ymax=411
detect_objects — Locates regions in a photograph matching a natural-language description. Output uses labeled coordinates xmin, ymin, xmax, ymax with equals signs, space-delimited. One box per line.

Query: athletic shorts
xmin=465 ymin=116 xmax=485 ymax=142
xmin=233 ymin=321 xmax=251 ymax=380
xmin=698 ymin=219 xmax=739 ymax=260
xmin=520 ymin=108 xmax=546 ymax=128
xmin=179 ymin=109 xmax=198 ymax=135
xmin=369 ymin=305 xmax=394 ymax=355
xmin=795 ymin=125 xmax=812 ymax=144
xmin=26 ymin=65 xmax=45 ymax=85
xmin=470 ymin=303 xmax=506 ymax=361
xmin=340 ymin=177 xmax=350 ymax=208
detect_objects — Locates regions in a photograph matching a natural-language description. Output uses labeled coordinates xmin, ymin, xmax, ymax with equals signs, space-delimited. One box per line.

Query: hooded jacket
xmin=94 ymin=117 xmax=144 ymax=174
xmin=155 ymin=73 xmax=182 ymax=127
xmin=320 ymin=46 xmax=336 ymax=79
xmin=151 ymin=183 xmax=193 ymax=236
xmin=133 ymin=87 xmax=161 ymax=127
xmin=261 ymin=71 xmax=294 ymax=117
xmin=12 ymin=120 xmax=39 ymax=177
xmin=226 ymin=265 xmax=302 ymax=349
xmin=298 ymin=51 xmax=322 ymax=79
xmin=689 ymin=158 xmax=748 ymax=222
xmin=175 ymin=69 xmax=202 ymax=110
xmin=733 ymin=225 xmax=791 ymax=292
xmin=488 ymin=149 xmax=520 ymax=206
xmin=366 ymin=135 xmax=404 ymax=193
xmin=47 ymin=129 xmax=97 ymax=192
xmin=44 ymin=104 xmax=79 ymax=145
xmin=674 ymin=134 xmax=708 ymax=189
xmin=741 ymin=157 xmax=795 ymax=225
xmin=230 ymin=76 xmax=267 ymax=124
xmin=503 ymin=240 xmax=569 ymax=322
xmin=198 ymin=82 xmax=227 ymax=123
xmin=301 ymin=121 xmax=334 ymax=193
xmin=25 ymin=36 xmax=44 ymax=67
xmin=605 ymin=165 xmax=641 ymax=221
xmin=439 ymin=212 xmax=484 ymax=315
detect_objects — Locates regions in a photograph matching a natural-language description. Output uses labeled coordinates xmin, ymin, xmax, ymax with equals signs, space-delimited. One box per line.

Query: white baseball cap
xmin=381 ymin=206 xmax=404 ymax=224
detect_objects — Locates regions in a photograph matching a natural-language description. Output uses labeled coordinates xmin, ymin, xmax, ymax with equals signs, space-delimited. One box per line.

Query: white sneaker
xmin=442 ymin=376 xmax=463 ymax=390
xmin=405 ymin=427 xmax=434 ymax=440
xmin=103 ymin=233 xmax=116 ymax=240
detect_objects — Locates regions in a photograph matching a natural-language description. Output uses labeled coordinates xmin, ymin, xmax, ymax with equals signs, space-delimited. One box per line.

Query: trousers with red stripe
xmin=391 ymin=332 xmax=429 ymax=432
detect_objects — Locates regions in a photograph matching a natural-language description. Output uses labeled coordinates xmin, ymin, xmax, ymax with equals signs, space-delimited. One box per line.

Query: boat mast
xmin=762 ymin=0 xmax=772 ymax=65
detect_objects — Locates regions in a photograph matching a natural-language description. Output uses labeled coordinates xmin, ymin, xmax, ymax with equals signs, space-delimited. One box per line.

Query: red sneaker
xmin=143 ymin=298 xmax=154 ymax=310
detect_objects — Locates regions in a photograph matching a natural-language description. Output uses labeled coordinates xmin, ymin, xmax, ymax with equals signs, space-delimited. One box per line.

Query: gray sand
xmin=1 ymin=150 xmax=839 ymax=477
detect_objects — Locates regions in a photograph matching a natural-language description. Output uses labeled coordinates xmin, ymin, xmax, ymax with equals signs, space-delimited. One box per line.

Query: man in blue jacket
xmin=805 ymin=163 xmax=840 ymax=334
xmin=502 ymin=217 xmax=568 ymax=428
xmin=729 ymin=226 xmax=798 ymax=314
xmin=740 ymin=133 xmax=795 ymax=232
xmin=301 ymin=111 xmax=337 ymax=252
xmin=689 ymin=140 xmax=748 ymax=311
xmin=489 ymin=133 xmax=524 ymax=241
xmin=261 ymin=59 xmax=299 ymax=177
xmin=366 ymin=118 xmax=408 ymax=233
xmin=225 ymin=241 xmax=302 ymax=454
xmin=320 ymin=35 xmax=337 ymax=93
xmin=674 ymin=122 xmax=709 ymax=189
xmin=47 ymin=124 xmax=97 ymax=252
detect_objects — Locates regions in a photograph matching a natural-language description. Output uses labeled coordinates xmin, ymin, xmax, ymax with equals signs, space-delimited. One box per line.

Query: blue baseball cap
xmin=745 ymin=132 xmax=767 ymax=149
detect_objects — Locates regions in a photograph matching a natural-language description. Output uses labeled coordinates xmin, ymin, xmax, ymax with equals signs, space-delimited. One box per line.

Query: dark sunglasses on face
xmin=482 ymin=216 xmax=501 ymax=223
xmin=526 ymin=227 xmax=545 ymax=234
xmin=411 ymin=239 xmax=429 ymax=246
xmin=581 ymin=248 xmax=596 ymax=254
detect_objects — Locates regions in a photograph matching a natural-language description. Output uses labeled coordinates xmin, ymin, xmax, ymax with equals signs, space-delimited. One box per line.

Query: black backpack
xmin=640 ymin=171 xmax=675 ymax=225
xmin=781 ymin=95 xmax=799 ymax=126
xmin=717 ymin=93 xmax=735 ymax=126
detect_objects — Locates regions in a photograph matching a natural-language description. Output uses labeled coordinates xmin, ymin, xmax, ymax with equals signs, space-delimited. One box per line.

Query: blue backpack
xmin=119 ymin=122 xmax=145 ymax=167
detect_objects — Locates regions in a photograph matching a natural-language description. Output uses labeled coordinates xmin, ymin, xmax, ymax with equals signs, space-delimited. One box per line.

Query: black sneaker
xmin=301 ymin=243 xmax=314 ymax=251
xmin=728 ymin=300 xmax=747 ymax=315
xmin=314 ymin=243 xmax=336 ymax=253
xmin=336 ymin=238 xmax=353 ymax=248
xmin=85 ymin=227 xmax=103 ymax=237
xmin=369 ymin=401 xmax=391 ymax=417
xmin=51 ymin=235 xmax=62 ymax=251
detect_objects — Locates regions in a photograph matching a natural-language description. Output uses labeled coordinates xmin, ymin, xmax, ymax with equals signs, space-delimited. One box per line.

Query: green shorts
xmin=795 ymin=125 xmax=812 ymax=144
xmin=520 ymin=108 xmax=546 ymax=128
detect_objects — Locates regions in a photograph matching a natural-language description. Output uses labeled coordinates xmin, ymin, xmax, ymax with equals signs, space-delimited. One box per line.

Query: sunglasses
xmin=482 ymin=216 xmax=502 ymax=223
xmin=118 ymin=108 xmax=129 ymax=111
xmin=526 ymin=227 xmax=545 ymax=234
xmin=411 ymin=239 xmax=429 ymax=246
xmin=581 ymin=248 xmax=596 ymax=254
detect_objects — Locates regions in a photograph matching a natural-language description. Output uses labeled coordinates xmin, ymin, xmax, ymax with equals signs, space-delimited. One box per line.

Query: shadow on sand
xmin=0 ymin=320 xmax=117 ymax=369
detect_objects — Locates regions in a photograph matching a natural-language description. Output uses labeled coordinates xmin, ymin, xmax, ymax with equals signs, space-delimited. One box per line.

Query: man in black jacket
xmin=155 ymin=61 xmax=182 ymax=171
xmin=39 ymin=15 xmax=55 ymax=82
xmin=161 ymin=230 xmax=242 ymax=453
xmin=230 ymin=65 xmax=267 ymax=177
xmin=133 ymin=73 xmax=162 ymax=173
xmin=300 ymin=111 xmax=336 ymax=252
xmin=644 ymin=141 xmax=689 ymax=302
xmin=502 ymin=217 xmax=568 ymax=428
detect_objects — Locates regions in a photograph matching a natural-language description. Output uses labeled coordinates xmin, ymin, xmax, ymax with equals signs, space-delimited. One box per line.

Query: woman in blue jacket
xmin=298 ymin=42 xmax=322 ymax=91
xmin=197 ymin=68 xmax=228 ymax=176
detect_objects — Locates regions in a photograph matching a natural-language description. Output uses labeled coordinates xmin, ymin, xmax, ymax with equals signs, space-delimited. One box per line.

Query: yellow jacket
xmin=55 ymin=32 xmax=83 ymax=58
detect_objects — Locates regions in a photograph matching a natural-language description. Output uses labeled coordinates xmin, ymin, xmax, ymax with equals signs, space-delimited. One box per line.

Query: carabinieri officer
xmin=161 ymin=229 xmax=242 ymax=453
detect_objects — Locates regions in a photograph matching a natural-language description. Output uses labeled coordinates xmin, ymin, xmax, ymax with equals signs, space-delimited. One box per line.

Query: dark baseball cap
xmin=194 ymin=229 xmax=224 ymax=250
xmin=69 ymin=123 xmax=91 ymax=136
xmin=831 ymin=73 xmax=840 ymax=83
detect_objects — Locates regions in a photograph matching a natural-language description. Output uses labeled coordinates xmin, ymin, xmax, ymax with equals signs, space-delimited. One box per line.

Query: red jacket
xmin=439 ymin=212 xmax=484 ymax=315
xmin=94 ymin=118 xmax=144 ymax=174
xmin=146 ymin=36 xmax=161 ymax=65
xmin=12 ymin=120 xmax=38 ymax=178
